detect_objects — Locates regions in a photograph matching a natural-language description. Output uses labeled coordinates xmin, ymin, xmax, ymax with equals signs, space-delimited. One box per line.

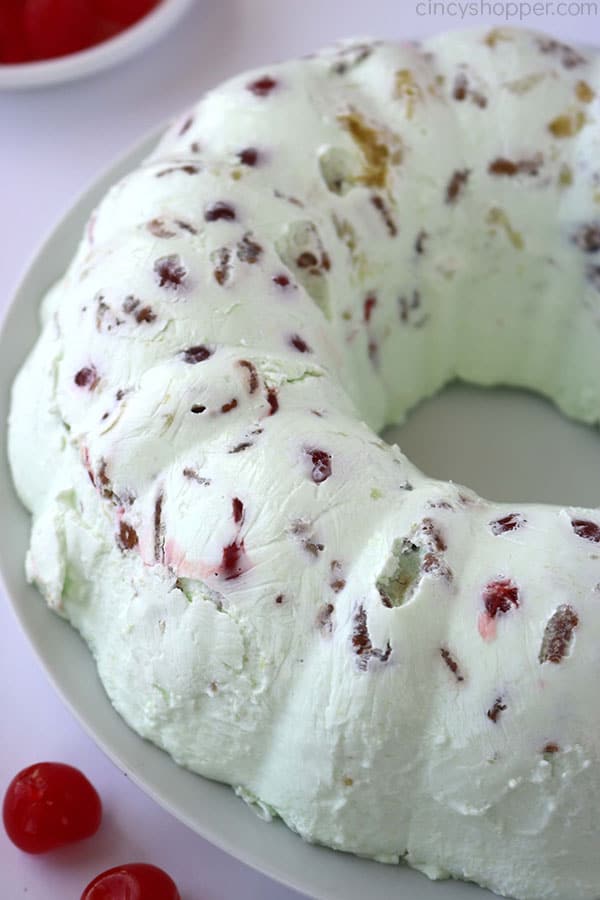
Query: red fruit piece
xmin=74 ymin=366 xmax=99 ymax=390
xmin=573 ymin=223 xmax=600 ymax=253
xmin=118 ymin=521 xmax=138 ymax=551
xmin=483 ymin=578 xmax=520 ymax=618
xmin=422 ymin=553 xmax=453 ymax=581
xmin=247 ymin=75 xmax=277 ymax=96
xmin=352 ymin=605 xmax=392 ymax=670
xmin=178 ymin=115 xmax=194 ymax=136
xmin=232 ymin=497 xmax=244 ymax=524
xmin=204 ymin=202 xmax=236 ymax=222
xmin=572 ymin=518 xmax=600 ymax=543
xmin=219 ymin=540 xmax=247 ymax=580
xmin=317 ymin=602 xmax=335 ymax=634
xmin=490 ymin=513 xmax=525 ymax=535
xmin=0 ymin=2 xmax=28 ymax=63
xmin=539 ymin=605 xmax=579 ymax=664
xmin=23 ymin=0 xmax=99 ymax=61
xmin=266 ymin=387 xmax=279 ymax=415
xmin=237 ymin=233 xmax=263 ymax=263
xmin=154 ymin=255 xmax=187 ymax=289
xmin=182 ymin=345 xmax=212 ymax=364
xmin=543 ymin=742 xmax=560 ymax=755
xmin=420 ymin=517 xmax=446 ymax=551
xmin=440 ymin=647 xmax=464 ymax=682
xmin=446 ymin=168 xmax=471 ymax=204
xmin=363 ymin=295 xmax=377 ymax=323
xmin=93 ymin=16 xmax=121 ymax=44
xmin=216 ymin=240 xmax=246 ymax=281
xmin=156 ymin=164 xmax=199 ymax=179
xmin=370 ymin=194 xmax=397 ymax=236
xmin=3 ymin=762 xmax=101 ymax=854
xmin=330 ymin=560 xmax=346 ymax=593
xmin=308 ymin=449 xmax=332 ymax=484
xmin=81 ymin=863 xmax=180 ymax=900
xmin=296 ymin=251 xmax=318 ymax=269
xmin=92 ymin=0 xmax=159 ymax=28
xmin=238 ymin=359 xmax=259 ymax=393
xmin=238 ymin=147 xmax=259 ymax=166
xmin=487 ymin=697 xmax=507 ymax=723
xmin=290 ymin=334 xmax=311 ymax=353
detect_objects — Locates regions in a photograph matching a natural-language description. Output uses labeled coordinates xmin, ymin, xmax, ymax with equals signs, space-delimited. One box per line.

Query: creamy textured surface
xmin=8 ymin=27 xmax=600 ymax=900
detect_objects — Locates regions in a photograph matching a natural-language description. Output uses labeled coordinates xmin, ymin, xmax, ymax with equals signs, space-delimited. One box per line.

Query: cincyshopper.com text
xmin=416 ymin=1 xmax=598 ymax=18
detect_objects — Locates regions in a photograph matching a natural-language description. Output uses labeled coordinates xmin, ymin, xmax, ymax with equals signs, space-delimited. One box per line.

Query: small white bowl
xmin=0 ymin=0 xmax=195 ymax=90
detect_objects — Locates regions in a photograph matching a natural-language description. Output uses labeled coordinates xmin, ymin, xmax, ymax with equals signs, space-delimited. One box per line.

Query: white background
xmin=1 ymin=2 xmax=598 ymax=898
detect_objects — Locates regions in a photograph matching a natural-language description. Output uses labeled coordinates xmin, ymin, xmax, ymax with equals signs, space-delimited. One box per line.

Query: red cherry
xmin=482 ymin=578 xmax=520 ymax=619
xmin=308 ymin=448 xmax=332 ymax=484
xmin=23 ymin=0 xmax=99 ymax=61
xmin=247 ymin=75 xmax=278 ymax=96
xmin=489 ymin=512 xmax=525 ymax=535
xmin=571 ymin=518 xmax=600 ymax=543
xmin=232 ymin=497 xmax=244 ymax=524
xmin=93 ymin=0 xmax=160 ymax=29
xmin=81 ymin=863 xmax=181 ymax=900
xmin=363 ymin=295 xmax=377 ymax=323
xmin=95 ymin=17 xmax=122 ymax=44
xmin=3 ymin=762 xmax=102 ymax=854
xmin=290 ymin=334 xmax=311 ymax=353
xmin=0 ymin=1 xmax=28 ymax=64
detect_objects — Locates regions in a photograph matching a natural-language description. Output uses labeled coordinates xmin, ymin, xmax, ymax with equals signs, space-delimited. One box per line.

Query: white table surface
xmin=0 ymin=3 xmax=597 ymax=898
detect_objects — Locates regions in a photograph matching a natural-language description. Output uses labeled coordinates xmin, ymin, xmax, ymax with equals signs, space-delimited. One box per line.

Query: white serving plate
xmin=2 ymin=125 xmax=599 ymax=900
xmin=0 ymin=0 xmax=195 ymax=90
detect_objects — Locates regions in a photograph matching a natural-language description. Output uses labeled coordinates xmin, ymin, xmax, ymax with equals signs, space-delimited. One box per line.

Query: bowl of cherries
xmin=0 ymin=0 xmax=195 ymax=89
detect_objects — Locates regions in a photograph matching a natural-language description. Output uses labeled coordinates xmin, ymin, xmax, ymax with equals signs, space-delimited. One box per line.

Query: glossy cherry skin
xmin=0 ymin=1 xmax=29 ymax=63
xmin=3 ymin=762 xmax=102 ymax=854
xmin=93 ymin=0 xmax=160 ymax=28
xmin=23 ymin=0 xmax=99 ymax=60
xmin=81 ymin=863 xmax=181 ymax=900
xmin=1 ymin=0 xmax=161 ymax=65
